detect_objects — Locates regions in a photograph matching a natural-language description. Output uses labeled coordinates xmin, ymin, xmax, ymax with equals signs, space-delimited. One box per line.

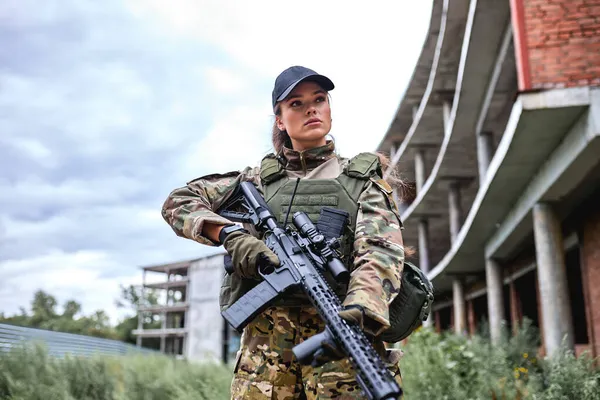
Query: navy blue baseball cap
xmin=272 ymin=66 xmax=334 ymax=108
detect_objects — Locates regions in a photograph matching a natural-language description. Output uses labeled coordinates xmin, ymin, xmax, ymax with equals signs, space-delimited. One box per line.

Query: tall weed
xmin=399 ymin=319 xmax=599 ymax=400
xmin=0 ymin=344 xmax=233 ymax=400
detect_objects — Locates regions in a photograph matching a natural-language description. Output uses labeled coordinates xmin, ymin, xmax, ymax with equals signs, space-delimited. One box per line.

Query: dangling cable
xmin=283 ymin=178 xmax=301 ymax=228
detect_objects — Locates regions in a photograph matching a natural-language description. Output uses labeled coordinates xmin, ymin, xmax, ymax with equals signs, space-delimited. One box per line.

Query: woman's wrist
xmin=202 ymin=222 xmax=227 ymax=243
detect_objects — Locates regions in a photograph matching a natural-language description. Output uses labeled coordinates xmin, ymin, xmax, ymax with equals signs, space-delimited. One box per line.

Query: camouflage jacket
xmin=161 ymin=141 xmax=405 ymax=336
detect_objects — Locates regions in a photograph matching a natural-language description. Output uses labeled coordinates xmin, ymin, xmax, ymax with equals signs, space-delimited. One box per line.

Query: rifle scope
xmin=292 ymin=211 xmax=349 ymax=283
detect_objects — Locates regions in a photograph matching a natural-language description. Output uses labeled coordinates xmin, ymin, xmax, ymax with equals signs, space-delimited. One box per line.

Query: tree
xmin=0 ymin=287 xmax=163 ymax=344
xmin=29 ymin=290 xmax=58 ymax=328
xmin=0 ymin=290 xmax=119 ymax=340
xmin=114 ymin=284 xmax=160 ymax=344
xmin=115 ymin=284 xmax=158 ymax=309
xmin=62 ymin=300 xmax=81 ymax=319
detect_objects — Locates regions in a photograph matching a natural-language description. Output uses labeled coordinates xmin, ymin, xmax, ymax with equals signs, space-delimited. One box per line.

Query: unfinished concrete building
xmin=132 ymin=252 xmax=240 ymax=363
xmin=378 ymin=0 xmax=600 ymax=357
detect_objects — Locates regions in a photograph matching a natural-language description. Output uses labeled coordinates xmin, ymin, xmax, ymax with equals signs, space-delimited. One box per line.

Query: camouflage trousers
xmin=230 ymin=306 xmax=403 ymax=399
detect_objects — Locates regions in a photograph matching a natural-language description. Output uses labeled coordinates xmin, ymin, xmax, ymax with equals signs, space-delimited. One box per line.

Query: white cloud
xmin=7 ymin=138 xmax=57 ymax=168
xmin=125 ymin=0 xmax=433 ymax=157
xmin=203 ymin=66 xmax=246 ymax=95
xmin=183 ymin=105 xmax=274 ymax=174
xmin=0 ymin=0 xmax=433 ymax=324
xmin=1 ymin=250 xmax=140 ymax=324
xmin=0 ymin=176 xmax=145 ymax=211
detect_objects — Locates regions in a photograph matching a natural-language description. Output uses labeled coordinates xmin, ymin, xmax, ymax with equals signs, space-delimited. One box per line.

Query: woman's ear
xmin=276 ymin=116 xmax=286 ymax=131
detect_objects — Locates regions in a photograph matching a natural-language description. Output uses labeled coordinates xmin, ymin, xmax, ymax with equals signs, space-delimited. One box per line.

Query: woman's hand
xmin=339 ymin=305 xmax=382 ymax=338
xmin=222 ymin=230 xmax=280 ymax=279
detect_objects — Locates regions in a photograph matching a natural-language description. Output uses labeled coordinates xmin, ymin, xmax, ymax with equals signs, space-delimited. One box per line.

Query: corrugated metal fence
xmin=0 ymin=323 xmax=157 ymax=358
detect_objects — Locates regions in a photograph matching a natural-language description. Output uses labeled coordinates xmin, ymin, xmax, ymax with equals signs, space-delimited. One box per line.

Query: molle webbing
xmin=268 ymin=181 xmax=354 ymax=226
xmin=259 ymin=152 xmax=383 ymax=263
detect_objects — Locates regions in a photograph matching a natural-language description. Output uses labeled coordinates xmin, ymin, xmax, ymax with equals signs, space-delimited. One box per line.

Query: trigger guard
xmin=257 ymin=253 xmax=276 ymax=275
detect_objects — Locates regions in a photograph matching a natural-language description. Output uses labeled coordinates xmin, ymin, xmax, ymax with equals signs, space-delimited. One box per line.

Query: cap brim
xmin=276 ymin=74 xmax=335 ymax=103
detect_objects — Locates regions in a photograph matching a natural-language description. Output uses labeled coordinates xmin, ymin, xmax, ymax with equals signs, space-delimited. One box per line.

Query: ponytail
xmin=271 ymin=104 xmax=292 ymax=154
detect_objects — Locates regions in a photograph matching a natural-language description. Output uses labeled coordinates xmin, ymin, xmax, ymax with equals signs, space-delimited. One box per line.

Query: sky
xmin=0 ymin=0 xmax=433 ymax=324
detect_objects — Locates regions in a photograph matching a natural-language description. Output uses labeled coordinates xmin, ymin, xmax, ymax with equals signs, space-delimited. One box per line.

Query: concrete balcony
xmin=138 ymin=302 xmax=189 ymax=313
xmin=429 ymin=87 xmax=597 ymax=293
xmin=144 ymin=278 xmax=189 ymax=290
xmin=132 ymin=328 xmax=187 ymax=338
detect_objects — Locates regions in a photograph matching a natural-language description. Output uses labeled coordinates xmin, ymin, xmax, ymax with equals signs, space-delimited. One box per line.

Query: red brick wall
xmin=510 ymin=0 xmax=600 ymax=91
xmin=582 ymin=208 xmax=600 ymax=359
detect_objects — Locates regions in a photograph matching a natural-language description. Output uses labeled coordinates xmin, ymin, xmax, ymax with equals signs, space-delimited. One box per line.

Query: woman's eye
xmin=290 ymin=100 xmax=301 ymax=107
xmin=315 ymin=96 xmax=326 ymax=103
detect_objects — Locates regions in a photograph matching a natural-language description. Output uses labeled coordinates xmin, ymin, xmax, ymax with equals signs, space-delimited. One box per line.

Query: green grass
xmin=400 ymin=320 xmax=600 ymax=400
xmin=2 ymin=322 xmax=599 ymax=400
xmin=0 ymin=344 xmax=233 ymax=400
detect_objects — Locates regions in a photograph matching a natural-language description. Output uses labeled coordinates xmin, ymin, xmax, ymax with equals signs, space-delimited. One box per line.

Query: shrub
xmin=529 ymin=347 xmax=600 ymax=400
xmin=399 ymin=320 xmax=599 ymax=400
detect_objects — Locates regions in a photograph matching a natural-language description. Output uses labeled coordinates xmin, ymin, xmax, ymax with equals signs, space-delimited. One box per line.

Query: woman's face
xmin=276 ymin=81 xmax=332 ymax=151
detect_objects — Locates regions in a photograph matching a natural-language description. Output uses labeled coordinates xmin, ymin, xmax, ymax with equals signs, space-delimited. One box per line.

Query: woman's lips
xmin=305 ymin=118 xmax=321 ymax=126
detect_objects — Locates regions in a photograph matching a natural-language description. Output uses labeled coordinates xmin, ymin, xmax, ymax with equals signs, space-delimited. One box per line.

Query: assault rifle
xmin=218 ymin=181 xmax=403 ymax=400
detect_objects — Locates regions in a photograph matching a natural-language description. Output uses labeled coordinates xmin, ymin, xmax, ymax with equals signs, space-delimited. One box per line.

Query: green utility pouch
xmin=381 ymin=261 xmax=434 ymax=343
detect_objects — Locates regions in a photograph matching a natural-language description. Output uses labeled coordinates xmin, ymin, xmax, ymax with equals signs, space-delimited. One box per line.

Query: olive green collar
xmin=281 ymin=140 xmax=336 ymax=173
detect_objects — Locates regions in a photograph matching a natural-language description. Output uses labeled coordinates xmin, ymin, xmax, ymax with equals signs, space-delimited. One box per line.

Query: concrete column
xmin=509 ymin=280 xmax=521 ymax=336
xmin=160 ymin=336 xmax=166 ymax=353
xmin=442 ymin=101 xmax=452 ymax=134
xmin=533 ymin=202 xmax=575 ymax=356
xmin=422 ymin=315 xmax=433 ymax=328
xmin=418 ymin=219 xmax=430 ymax=274
xmin=174 ymin=337 xmax=180 ymax=355
xmin=415 ymin=148 xmax=426 ymax=193
xmin=485 ymin=259 xmax=505 ymax=345
xmin=448 ymin=182 xmax=462 ymax=244
xmin=467 ymin=300 xmax=476 ymax=336
xmin=477 ymin=131 xmax=495 ymax=183
xmin=434 ymin=311 xmax=441 ymax=333
xmin=453 ymin=278 xmax=467 ymax=335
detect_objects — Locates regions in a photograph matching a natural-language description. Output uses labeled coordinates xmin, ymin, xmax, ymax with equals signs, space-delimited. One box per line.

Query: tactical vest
xmin=261 ymin=153 xmax=381 ymax=267
xmin=219 ymin=152 xmax=381 ymax=310
xmin=218 ymin=152 xmax=434 ymax=342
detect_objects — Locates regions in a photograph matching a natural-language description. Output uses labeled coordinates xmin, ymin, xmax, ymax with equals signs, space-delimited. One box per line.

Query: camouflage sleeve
xmin=161 ymin=166 xmax=261 ymax=246
xmin=343 ymin=177 xmax=405 ymax=336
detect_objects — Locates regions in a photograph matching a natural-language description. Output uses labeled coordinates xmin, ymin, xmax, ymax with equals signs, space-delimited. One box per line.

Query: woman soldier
xmin=162 ymin=66 xmax=406 ymax=399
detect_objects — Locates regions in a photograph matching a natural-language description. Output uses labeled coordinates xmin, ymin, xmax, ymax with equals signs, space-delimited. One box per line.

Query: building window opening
xmin=503 ymin=285 xmax=513 ymax=334
xmin=438 ymin=306 xmax=452 ymax=331
xmin=471 ymin=294 xmax=488 ymax=335
xmin=514 ymin=269 xmax=539 ymax=330
xmin=565 ymin=245 xmax=589 ymax=345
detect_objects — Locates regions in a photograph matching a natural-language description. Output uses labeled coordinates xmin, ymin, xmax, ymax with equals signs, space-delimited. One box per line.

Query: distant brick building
xmin=378 ymin=0 xmax=600 ymax=358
